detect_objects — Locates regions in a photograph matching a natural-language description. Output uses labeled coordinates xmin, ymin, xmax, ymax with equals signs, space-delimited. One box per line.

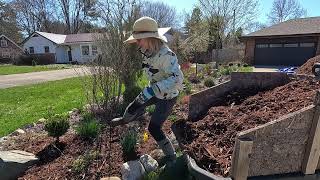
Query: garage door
xmin=254 ymin=42 xmax=316 ymax=66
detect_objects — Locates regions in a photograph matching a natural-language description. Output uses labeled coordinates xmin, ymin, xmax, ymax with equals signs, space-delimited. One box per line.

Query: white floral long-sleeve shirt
xmin=142 ymin=45 xmax=184 ymax=100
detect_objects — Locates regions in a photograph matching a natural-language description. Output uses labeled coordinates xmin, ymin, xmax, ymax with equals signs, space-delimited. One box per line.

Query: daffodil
xmin=143 ymin=132 xmax=149 ymax=142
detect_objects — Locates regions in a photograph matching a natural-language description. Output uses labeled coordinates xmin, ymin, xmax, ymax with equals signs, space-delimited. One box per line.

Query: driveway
xmin=253 ymin=66 xmax=283 ymax=72
xmin=0 ymin=68 xmax=89 ymax=89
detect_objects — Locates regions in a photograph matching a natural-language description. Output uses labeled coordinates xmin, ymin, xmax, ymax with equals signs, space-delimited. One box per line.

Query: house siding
xmin=244 ymin=39 xmax=255 ymax=65
xmin=0 ymin=36 xmax=23 ymax=62
xmin=56 ymin=46 xmax=68 ymax=63
xmin=23 ymin=36 xmax=57 ymax=54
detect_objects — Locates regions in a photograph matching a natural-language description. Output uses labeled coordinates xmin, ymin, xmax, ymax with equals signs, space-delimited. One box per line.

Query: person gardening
xmin=110 ymin=16 xmax=184 ymax=166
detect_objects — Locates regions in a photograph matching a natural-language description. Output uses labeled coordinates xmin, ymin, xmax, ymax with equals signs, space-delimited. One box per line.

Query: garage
xmin=242 ymin=17 xmax=320 ymax=66
xmin=254 ymin=41 xmax=317 ymax=66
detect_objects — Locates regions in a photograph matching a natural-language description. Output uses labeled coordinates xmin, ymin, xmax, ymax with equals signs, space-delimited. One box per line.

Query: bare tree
xmin=267 ymin=0 xmax=307 ymax=24
xmin=12 ymin=0 xmax=58 ymax=35
xmin=140 ymin=1 xmax=178 ymax=28
xmin=58 ymin=0 xmax=97 ymax=34
xmin=198 ymin=0 xmax=259 ymax=50
xmin=0 ymin=0 xmax=22 ymax=42
xmin=82 ymin=0 xmax=143 ymax=117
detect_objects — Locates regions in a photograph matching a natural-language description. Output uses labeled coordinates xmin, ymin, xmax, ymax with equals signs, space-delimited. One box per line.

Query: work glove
xmin=109 ymin=86 xmax=155 ymax=127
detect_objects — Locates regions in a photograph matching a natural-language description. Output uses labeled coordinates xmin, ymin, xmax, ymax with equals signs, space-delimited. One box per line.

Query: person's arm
xmin=152 ymin=53 xmax=184 ymax=97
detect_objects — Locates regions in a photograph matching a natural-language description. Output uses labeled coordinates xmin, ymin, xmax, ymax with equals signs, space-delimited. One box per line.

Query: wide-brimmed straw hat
xmin=124 ymin=16 xmax=171 ymax=44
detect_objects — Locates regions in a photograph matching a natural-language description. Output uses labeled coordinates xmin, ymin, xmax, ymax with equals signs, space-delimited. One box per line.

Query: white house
xmin=22 ymin=28 xmax=172 ymax=64
xmin=22 ymin=31 xmax=100 ymax=64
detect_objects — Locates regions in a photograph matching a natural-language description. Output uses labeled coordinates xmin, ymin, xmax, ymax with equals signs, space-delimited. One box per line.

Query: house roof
xmin=0 ymin=34 xmax=23 ymax=51
xmin=243 ymin=16 xmax=320 ymax=38
xmin=36 ymin=31 xmax=67 ymax=44
xmin=63 ymin=33 xmax=101 ymax=44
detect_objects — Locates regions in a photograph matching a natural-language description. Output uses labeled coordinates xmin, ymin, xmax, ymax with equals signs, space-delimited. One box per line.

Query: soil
xmin=0 ymin=112 xmax=174 ymax=179
xmin=296 ymin=55 xmax=320 ymax=75
xmin=173 ymin=77 xmax=320 ymax=177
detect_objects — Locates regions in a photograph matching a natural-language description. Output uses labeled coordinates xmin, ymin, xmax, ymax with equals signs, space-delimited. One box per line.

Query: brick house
xmin=0 ymin=35 xmax=23 ymax=63
xmin=242 ymin=17 xmax=320 ymax=66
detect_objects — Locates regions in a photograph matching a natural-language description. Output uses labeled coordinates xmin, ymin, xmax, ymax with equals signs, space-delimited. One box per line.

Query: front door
xmin=68 ymin=50 xmax=72 ymax=62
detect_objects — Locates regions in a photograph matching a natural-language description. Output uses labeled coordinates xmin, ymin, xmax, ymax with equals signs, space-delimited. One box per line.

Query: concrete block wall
xmin=188 ymin=72 xmax=290 ymax=120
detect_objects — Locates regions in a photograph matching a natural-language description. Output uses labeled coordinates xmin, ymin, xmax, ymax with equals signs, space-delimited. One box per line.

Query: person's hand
xmin=140 ymin=86 xmax=155 ymax=102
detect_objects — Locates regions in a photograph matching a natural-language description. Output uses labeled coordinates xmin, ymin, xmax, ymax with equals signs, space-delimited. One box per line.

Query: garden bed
xmin=0 ymin=111 xmax=174 ymax=179
xmin=173 ymin=74 xmax=320 ymax=177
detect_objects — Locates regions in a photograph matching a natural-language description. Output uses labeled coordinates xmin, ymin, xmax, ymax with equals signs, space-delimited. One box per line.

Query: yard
xmin=0 ymin=64 xmax=75 ymax=75
xmin=0 ymin=64 xmax=260 ymax=180
xmin=0 ymin=77 xmax=86 ymax=137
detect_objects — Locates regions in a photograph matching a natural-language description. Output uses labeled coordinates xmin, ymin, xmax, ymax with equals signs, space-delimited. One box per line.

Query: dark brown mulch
xmin=174 ymin=77 xmax=320 ymax=177
xmin=296 ymin=55 xmax=320 ymax=75
xmin=1 ymin=114 xmax=173 ymax=180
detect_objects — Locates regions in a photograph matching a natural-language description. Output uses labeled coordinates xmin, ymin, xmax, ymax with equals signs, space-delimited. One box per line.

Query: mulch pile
xmin=1 ymin=113 xmax=173 ymax=179
xmin=176 ymin=77 xmax=320 ymax=177
xmin=296 ymin=55 xmax=320 ymax=75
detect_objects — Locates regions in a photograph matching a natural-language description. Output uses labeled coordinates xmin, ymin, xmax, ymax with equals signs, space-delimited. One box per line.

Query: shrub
xmin=14 ymin=54 xmax=55 ymax=65
xmin=204 ymin=64 xmax=212 ymax=75
xmin=71 ymin=150 xmax=99 ymax=173
xmin=76 ymin=113 xmax=101 ymax=141
xmin=44 ymin=113 xmax=70 ymax=142
xmin=123 ymin=85 xmax=142 ymax=107
xmin=187 ymin=74 xmax=201 ymax=84
xmin=204 ymin=78 xmax=215 ymax=87
xmin=120 ymin=129 xmax=138 ymax=155
xmin=183 ymin=79 xmax=192 ymax=95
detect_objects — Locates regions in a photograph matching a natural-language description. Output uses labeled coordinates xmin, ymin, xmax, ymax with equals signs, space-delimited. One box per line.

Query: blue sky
xmin=158 ymin=0 xmax=320 ymax=24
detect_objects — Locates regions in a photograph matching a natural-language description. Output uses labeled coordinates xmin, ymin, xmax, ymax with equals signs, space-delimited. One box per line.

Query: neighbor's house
xmin=22 ymin=31 xmax=100 ymax=64
xmin=241 ymin=17 xmax=320 ymax=66
xmin=0 ymin=34 xmax=23 ymax=63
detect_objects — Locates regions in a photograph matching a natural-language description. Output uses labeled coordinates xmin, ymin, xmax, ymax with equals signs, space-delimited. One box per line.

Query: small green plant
xmin=168 ymin=115 xmax=178 ymax=123
xmin=142 ymin=170 xmax=161 ymax=180
xmin=146 ymin=105 xmax=155 ymax=114
xmin=204 ymin=78 xmax=215 ymax=87
xmin=183 ymin=79 xmax=192 ymax=95
xmin=203 ymin=64 xmax=212 ymax=75
xmin=120 ymin=129 xmax=138 ymax=155
xmin=76 ymin=112 xmax=101 ymax=140
xmin=44 ymin=113 xmax=70 ymax=143
xmin=71 ymin=150 xmax=99 ymax=173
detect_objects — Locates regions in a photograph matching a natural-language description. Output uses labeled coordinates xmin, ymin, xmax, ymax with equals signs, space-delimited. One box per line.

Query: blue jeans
xmin=127 ymin=95 xmax=177 ymax=141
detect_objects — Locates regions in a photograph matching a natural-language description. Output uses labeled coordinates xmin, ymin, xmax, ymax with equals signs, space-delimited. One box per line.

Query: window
xmin=269 ymin=44 xmax=282 ymax=48
xmin=44 ymin=46 xmax=50 ymax=53
xmin=0 ymin=39 xmax=8 ymax=47
xmin=300 ymin=43 xmax=315 ymax=47
xmin=256 ymin=44 xmax=268 ymax=48
xmin=92 ymin=45 xmax=98 ymax=56
xmin=81 ymin=45 xmax=89 ymax=56
xmin=32 ymin=34 xmax=39 ymax=37
xmin=284 ymin=43 xmax=298 ymax=48
xmin=1 ymin=52 xmax=10 ymax=58
xmin=29 ymin=47 xmax=34 ymax=54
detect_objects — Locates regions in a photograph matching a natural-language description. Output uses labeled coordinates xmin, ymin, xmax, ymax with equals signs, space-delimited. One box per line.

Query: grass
xmin=0 ymin=77 xmax=86 ymax=137
xmin=0 ymin=73 xmax=150 ymax=137
xmin=0 ymin=64 xmax=75 ymax=75
xmin=238 ymin=66 xmax=254 ymax=72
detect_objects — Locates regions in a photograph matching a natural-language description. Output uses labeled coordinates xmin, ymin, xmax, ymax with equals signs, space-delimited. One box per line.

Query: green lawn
xmin=0 ymin=77 xmax=86 ymax=137
xmin=0 ymin=64 xmax=75 ymax=75
xmin=0 ymin=73 xmax=149 ymax=137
